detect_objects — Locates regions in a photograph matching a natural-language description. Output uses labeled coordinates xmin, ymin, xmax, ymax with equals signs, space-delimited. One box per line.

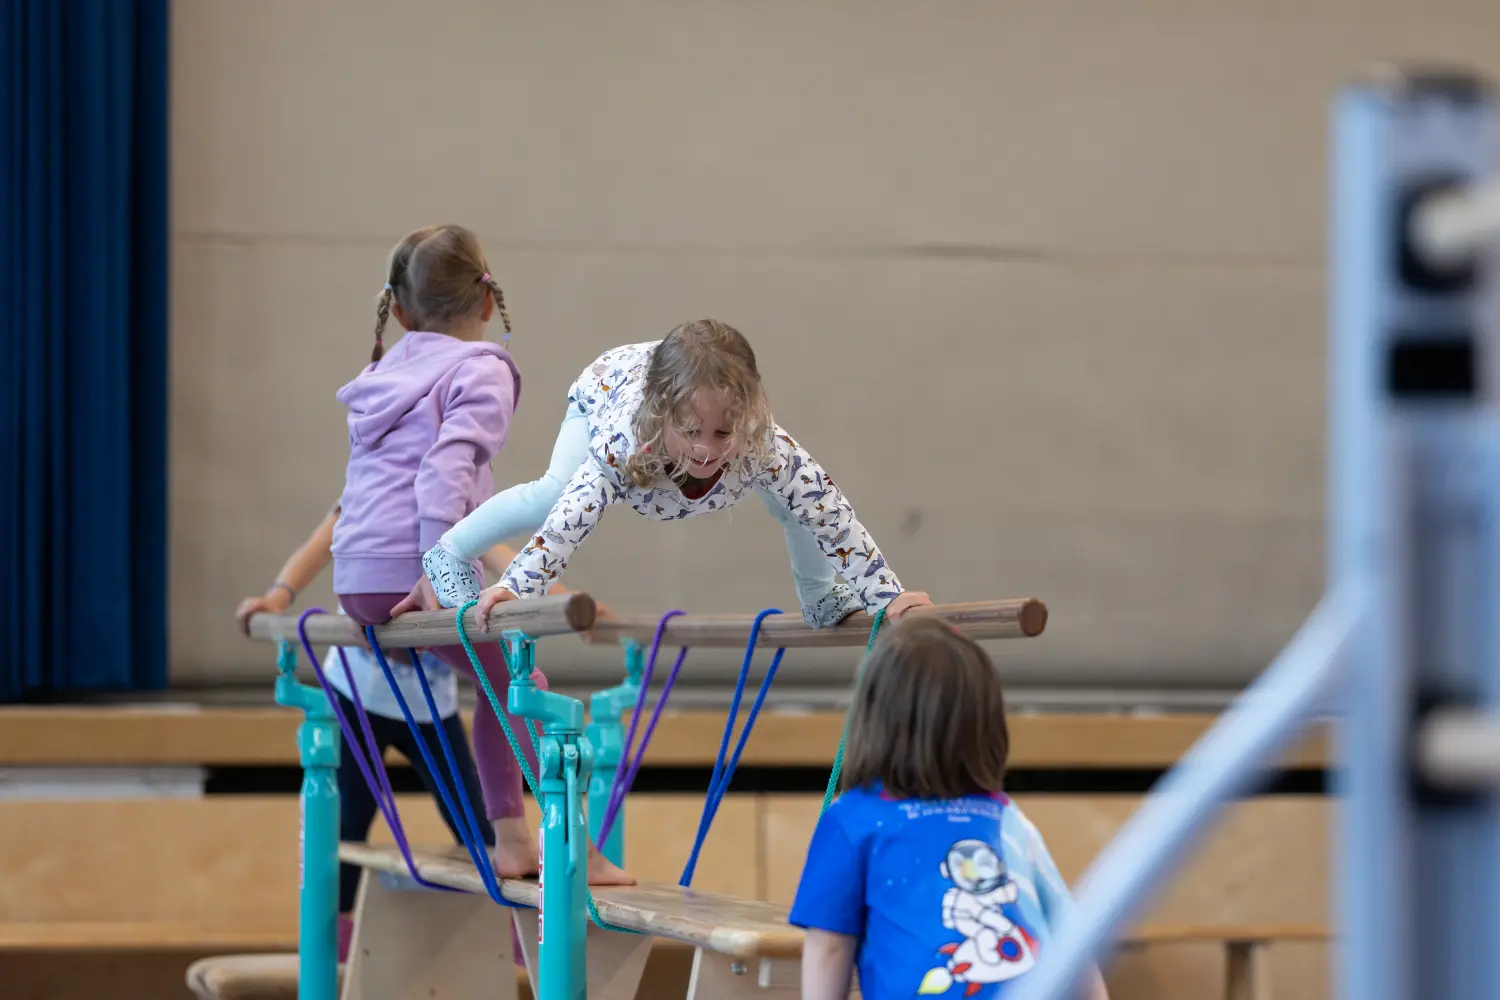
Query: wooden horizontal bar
xmin=586 ymin=598 xmax=1047 ymax=649
xmin=1119 ymin=922 xmax=1332 ymax=946
xmin=0 ymin=921 xmax=296 ymax=952
xmin=246 ymin=592 xmax=597 ymax=645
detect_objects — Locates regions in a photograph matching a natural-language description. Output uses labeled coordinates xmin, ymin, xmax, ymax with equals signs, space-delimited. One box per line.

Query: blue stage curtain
xmin=1 ymin=0 xmax=170 ymax=699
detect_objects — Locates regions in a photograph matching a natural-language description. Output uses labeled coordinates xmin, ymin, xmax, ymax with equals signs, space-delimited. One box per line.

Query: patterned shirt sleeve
xmin=498 ymin=460 xmax=615 ymax=597
xmin=756 ymin=426 xmax=904 ymax=610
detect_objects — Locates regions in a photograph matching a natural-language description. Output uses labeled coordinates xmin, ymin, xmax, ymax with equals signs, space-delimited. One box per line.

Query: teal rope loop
xmin=453 ymin=600 xmax=638 ymax=935
xmin=820 ymin=607 xmax=888 ymax=814
xmin=454 ymin=600 xmax=543 ymax=795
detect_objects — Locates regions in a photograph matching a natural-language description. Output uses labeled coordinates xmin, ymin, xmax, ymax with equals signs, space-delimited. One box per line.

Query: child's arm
xmin=802 ymin=929 xmax=858 ymax=1000
xmin=440 ymin=409 xmax=592 ymax=560
xmin=1024 ymin=814 xmax=1111 ymax=1000
xmin=415 ymin=356 xmax=517 ymax=554
xmin=477 ymin=542 xmax=574 ymax=596
xmin=234 ymin=504 xmax=338 ymax=634
xmin=467 ymin=461 xmax=616 ymax=629
xmin=788 ymin=807 xmax=866 ymax=1000
xmin=757 ymin=426 xmax=930 ymax=617
xmin=754 ymin=486 xmax=861 ymax=626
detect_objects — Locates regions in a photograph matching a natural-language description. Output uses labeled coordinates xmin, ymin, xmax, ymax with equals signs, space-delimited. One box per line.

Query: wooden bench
xmin=186 ymin=954 xmax=347 ymax=1000
xmin=1117 ymin=923 xmax=1332 ymax=1000
xmin=0 ymin=921 xmax=294 ymax=953
xmin=336 ymin=842 xmax=800 ymax=998
xmin=181 ymin=917 xmax=1331 ymax=1000
xmin=304 ymin=844 xmax=1330 ymax=1000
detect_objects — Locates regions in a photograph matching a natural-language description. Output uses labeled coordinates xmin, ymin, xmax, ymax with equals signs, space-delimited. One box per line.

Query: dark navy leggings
xmin=335 ymin=688 xmax=495 ymax=913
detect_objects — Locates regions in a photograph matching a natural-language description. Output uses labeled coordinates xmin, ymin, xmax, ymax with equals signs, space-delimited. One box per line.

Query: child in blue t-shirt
xmin=789 ymin=618 xmax=1110 ymax=1000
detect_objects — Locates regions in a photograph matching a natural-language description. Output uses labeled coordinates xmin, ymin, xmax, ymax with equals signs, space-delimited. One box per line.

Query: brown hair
xmin=624 ymin=319 xmax=776 ymax=488
xmin=370 ymin=224 xmax=512 ymax=363
xmin=840 ymin=616 xmax=1011 ymax=799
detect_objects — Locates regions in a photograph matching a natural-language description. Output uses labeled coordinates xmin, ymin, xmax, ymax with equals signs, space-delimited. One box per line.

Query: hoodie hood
xmin=336 ymin=331 xmax=521 ymax=448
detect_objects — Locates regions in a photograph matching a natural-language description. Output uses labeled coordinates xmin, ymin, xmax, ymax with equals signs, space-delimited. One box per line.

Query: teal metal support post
xmin=585 ymin=639 xmax=643 ymax=866
xmin=274 ymin=641 xmax=340 ymax=1000
xmin=506 ymin=633 xmax=591 ymax=1000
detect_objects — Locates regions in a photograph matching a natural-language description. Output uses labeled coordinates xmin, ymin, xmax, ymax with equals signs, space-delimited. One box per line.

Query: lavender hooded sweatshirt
xmin=331 ymin=331 xmax=521 ymax=595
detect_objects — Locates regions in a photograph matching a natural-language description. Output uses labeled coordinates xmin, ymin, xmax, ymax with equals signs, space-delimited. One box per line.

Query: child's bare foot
xmin=587 ymin=843 xmax=635 ymax=886
xmin=492 ymin=820 xmax=633 ymax=885
xmin=491 ymin=818 xmax=539 ymax=878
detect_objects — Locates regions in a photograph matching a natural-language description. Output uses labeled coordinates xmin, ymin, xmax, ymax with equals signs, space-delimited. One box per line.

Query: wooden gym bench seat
xmin=186 ymin=954 xmax=346 ymax=1000
xmin=1116 ymin=923 xmax=1332 ymax=1000
xmin=339 ymin=841 xmax=799 ymax=999
xmin=319 ymin=843 xmax=1330 ymax=1000
xmin=0 ymin=921 xmax=293 ymax=953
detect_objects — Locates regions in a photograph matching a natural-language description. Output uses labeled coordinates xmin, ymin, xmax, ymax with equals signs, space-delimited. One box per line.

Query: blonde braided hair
xmin=369 ymin=224 xmax=514 ymax=362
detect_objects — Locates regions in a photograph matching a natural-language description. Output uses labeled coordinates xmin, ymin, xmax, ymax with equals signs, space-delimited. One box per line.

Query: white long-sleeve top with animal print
xmin=496 ymin=342 xmax=904 ymax=608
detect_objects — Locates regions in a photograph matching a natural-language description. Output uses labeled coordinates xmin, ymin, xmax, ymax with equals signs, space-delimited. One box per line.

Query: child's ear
xmin=391 ymin=301 xmax=411 ymax=331
xmin=480 ymin=289 xmax=495 ymax=322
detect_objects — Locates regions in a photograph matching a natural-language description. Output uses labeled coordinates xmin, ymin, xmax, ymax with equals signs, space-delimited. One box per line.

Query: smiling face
xmin=624 ymin=320 xmax=777 ymax=489
xmin=661 ymin=385 xmax=739 ymax=478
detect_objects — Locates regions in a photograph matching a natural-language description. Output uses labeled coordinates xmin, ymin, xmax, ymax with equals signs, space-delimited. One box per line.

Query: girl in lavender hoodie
xmin=331 ymin=224 xmax=631 ymax=886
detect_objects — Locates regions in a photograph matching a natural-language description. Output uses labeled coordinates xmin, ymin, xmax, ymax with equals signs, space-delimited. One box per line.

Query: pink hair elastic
xmin=479 ymin=272 xmax=491 ymax=283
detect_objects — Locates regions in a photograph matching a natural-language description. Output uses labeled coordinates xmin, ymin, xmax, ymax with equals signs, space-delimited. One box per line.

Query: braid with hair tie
xmin=480 ymin=272 xmax=512 ymax=347
xmin=371 ymin=282 xmax=394 ymax=363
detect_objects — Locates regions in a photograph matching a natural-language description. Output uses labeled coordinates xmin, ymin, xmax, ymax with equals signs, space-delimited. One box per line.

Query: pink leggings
xmin=338 ymin=592 xmax=544 ymax=821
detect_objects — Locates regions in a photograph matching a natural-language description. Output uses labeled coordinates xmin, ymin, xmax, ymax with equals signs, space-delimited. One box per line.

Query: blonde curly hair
xmin=624 ymin=319 xmax=776 ymax=489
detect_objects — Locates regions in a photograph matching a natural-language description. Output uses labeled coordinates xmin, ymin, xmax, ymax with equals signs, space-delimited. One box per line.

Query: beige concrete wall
xmin=171 ymin=0 xmax=1500 ymax=684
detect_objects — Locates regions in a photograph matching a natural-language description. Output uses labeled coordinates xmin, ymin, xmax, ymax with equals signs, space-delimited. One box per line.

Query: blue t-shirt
xmin=789 ymin=786 xmax=1075 ymax=999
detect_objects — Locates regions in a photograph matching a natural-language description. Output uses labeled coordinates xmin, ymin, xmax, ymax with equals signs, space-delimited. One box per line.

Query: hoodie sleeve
xmin=416 ymin=355 xmax=518 ymax=551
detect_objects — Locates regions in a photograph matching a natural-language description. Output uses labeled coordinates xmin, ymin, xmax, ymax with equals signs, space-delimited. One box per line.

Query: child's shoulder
xmin=998 ymin=796 xmax=1046 ymax=840
xmin=452 ymin=348 xmax=519 ymax=380
xmin=590 ymin=340 xmax=659 ymax=372
xmin=994 ymin=796 xmax=1063 ymax=871
xmin=834 ymin=788 xmax=1043 ymax=838
xmin=817 ymin=785 xmax=889 ymax=833
xmin=824 ymin=784 xmax=947 ymax=827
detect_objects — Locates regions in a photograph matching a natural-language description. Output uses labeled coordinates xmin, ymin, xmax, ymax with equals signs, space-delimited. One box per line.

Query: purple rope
xmin=595 ymin=610 xmax=687 ymax=845
xmin=295 ymin=609 xmax=455 ymax=893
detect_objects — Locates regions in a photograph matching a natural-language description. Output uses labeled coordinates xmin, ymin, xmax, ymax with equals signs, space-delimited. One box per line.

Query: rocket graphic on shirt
xmin=917 ymin=839 xmax=1040 ymax=996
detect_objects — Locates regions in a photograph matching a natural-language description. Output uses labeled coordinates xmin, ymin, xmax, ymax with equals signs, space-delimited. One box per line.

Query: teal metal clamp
xmin=585 ymin=639 xmax=643 ymax=866
xmin=505 ymin=631 xmax=592 ymax=1000
xmin=274 ymin=640 xmax=340 ymax=1000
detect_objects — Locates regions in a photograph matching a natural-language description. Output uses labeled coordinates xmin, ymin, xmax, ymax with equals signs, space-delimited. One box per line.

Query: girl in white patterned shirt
xmin=396 ymin=319 xmax=931 ymax=626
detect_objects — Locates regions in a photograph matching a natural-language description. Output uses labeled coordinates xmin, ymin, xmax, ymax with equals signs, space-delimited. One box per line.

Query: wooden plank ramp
xmin=338 ymin=842 xmax=804 ymax=959
xmin=336 ymin=844 xmax=1332 ymax=1000
xmin=340 ymin=842 xmax=805 ymax=999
